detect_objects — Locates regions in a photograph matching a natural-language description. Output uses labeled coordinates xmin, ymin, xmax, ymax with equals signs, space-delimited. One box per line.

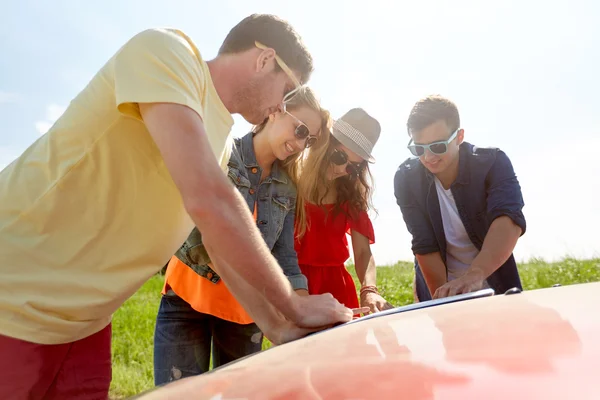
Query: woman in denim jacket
xmin=153 ymin=87 xmax=330 ymax=385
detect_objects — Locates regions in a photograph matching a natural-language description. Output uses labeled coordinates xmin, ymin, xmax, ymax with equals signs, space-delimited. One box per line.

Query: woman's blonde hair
xmin=252 ymin=86 xmax=331 ymax=237
xmin=295 ymin=134 xmax=375 ymax=239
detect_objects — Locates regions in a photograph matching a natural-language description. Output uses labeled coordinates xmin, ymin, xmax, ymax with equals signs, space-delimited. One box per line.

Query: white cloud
xmin=0 ymin=91 xmax=21 ymax=104
xmin=46 ymin=104 xmax=67 ymax=121
xmin=35 ymin=104 xmax=66 ymax=135
xmin=34 ymin=121 xmax=53 ymax=135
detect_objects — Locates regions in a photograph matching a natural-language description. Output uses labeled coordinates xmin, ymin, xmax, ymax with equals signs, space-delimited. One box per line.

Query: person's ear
xmin=255 ymin=47 xmax=277 ymax=73
xmin=457 ymin=128 xmax=465 ymax=145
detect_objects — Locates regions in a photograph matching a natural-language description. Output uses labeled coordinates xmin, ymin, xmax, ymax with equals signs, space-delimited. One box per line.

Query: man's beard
xmin=234 ymin=77 xmax=268 ymax=125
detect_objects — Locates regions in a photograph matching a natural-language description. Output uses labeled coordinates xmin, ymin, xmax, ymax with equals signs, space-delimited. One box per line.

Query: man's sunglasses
xmin=407 ymin=129 xmax=459 ymax=157
xmin=330 ymin=148 xmax=366 ymax=178
xmin=286 ymin=111 xmax=317 ymax=148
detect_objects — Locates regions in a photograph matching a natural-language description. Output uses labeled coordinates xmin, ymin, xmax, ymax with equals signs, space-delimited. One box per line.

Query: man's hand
xmin=433 ymin=268 xmax=485 ymax=299
xmin=265 ymin=293 xmax=368 ymax=345
xmin=295 ymin=289 xmax=309 ymax=296
xmin=360 ymin=292 xmax=394 ymax=314
xmin=265 ymin=320 xmax=322 ymax=346
xmin=433 ymin=216 xmax=522 ymax=300
xmin=291 ymin=292 xmax=363 ymax=328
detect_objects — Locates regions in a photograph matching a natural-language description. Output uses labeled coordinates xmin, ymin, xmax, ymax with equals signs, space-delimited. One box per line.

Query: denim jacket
xmin=393 ymin=142 xmax=526 ymax=298
xmin=174 ymin=132 xmax=308 ymax=290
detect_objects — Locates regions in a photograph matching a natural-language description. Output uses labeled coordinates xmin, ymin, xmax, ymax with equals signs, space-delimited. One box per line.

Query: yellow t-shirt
xmin=0 ymin=28 xmax=234 ymax=344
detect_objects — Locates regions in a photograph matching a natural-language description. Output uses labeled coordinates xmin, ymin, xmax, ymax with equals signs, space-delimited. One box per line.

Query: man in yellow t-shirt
xmin=0 ymin=14 xmax=356 ymax=399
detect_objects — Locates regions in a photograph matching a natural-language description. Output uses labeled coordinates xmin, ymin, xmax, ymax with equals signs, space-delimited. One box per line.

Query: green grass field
xmin=109 ymin=258 xmax=600 ymax=399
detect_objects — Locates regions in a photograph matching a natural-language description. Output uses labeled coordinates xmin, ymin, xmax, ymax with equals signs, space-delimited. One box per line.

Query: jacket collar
xmin=239 ymin=132 xmax=258 ymax=168
xmin=239 ymin=132 xmax=288 ymax=184
xmin=455 ymin=141 xmax=472 ymax=185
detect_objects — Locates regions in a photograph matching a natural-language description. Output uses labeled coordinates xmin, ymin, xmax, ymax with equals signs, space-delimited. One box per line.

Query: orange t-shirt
xmin=162 ymin=203 xmax=258 ymax=324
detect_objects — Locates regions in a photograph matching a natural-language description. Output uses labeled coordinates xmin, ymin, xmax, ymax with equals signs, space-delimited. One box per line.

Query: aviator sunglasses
xmin=285 ymin=110 xmax=318 ymax=148
xmin=330 ymin=148 xmax=366 ymax=178
xmin=407 ymin=128 xmax=459 ymax=157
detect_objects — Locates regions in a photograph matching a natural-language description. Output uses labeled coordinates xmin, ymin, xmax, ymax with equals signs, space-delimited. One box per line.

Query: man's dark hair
xmin=406 ymin=95 xmax=460 ymax=136
xmin=219 ymin=14 xmax=313 ymax=84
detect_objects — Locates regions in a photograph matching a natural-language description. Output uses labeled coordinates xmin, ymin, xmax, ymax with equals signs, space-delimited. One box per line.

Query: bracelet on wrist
xmin=360 ymin=285 xmax=379 ymax=295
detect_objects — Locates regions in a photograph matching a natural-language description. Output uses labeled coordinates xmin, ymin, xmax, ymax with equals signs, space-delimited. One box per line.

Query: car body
xmin=135 ymin=282 xmax=599 ymax=399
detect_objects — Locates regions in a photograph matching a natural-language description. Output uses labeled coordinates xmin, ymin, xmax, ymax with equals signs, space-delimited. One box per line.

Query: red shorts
xmin=0 ymin=323 xmax=112 ymax=400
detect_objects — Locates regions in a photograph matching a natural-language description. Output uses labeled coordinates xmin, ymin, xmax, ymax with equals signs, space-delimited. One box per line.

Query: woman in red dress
xmin=294 ymin=108 xmax=393 ymax=313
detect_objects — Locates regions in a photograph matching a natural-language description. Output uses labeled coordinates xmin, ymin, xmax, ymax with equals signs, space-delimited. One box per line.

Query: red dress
xmin=294 ymin=202 xmax=375 ymax=309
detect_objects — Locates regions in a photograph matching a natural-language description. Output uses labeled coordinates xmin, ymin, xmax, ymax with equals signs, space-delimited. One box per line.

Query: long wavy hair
xmin=295 ymin=134 xmax=376 ymax=239
xmin=252 ymin=86 xmax=331 ymax=235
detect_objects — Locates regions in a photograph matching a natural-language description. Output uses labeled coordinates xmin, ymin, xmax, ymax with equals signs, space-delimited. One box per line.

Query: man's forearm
xmin=139 ymin=102 xmax=298 ymax=321
xmin=468 ymin=216 xmax=522 ymax=279
xmin=191 ymin=183 xmax=298 ymax=319
xmin=209 ymin=253 xmax=298 ymax=343
xmin=415 ymin=252 xmax=447 ymax=295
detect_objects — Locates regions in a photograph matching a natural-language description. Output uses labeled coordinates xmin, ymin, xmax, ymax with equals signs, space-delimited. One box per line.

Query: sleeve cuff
xmin=287 ymin=274 xmax=308 ymax=291
xmin=490 ymin=210 xmax=527 ymax=236
xmin=412 ymin=244 xmax=440 ymax=256
xmin=117 ymin=95 xmax=204 ymax=123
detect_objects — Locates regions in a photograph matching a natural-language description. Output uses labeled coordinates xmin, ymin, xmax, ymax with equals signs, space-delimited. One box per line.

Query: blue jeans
xmin=415 ymin=262 xmax=433 ymax=302
xmin=153 ymin=292 xmax=263 ymax=386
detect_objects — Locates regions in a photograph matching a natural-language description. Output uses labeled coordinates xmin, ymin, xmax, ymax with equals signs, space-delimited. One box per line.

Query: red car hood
xmin=138 ymin=282 xmax=600 ymax=399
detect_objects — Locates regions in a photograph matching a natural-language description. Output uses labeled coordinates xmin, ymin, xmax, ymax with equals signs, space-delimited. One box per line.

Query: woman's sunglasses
xmin=407 ymin=129 xmax=459 ymax=157
xmin=330 ymin=148 xmax=366 ymax=178
xmin=286 ymin=111 xmax=318 ymax=148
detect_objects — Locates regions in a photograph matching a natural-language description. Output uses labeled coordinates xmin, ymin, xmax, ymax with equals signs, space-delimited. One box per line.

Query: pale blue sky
xmin=1 ymin=0 xmax=599 ymax=264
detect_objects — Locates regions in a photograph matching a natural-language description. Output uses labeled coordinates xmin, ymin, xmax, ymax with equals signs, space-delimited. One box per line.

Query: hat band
xmin=333 ymin=119 xmax=373 ymax=157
